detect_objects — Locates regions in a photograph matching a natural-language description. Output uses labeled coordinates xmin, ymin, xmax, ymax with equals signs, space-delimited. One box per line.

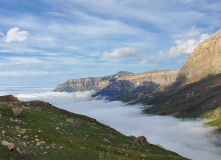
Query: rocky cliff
xmin=177 ymin=29 xmax=221 ymax=84
xmin=54 ymin=69 xmax=180 ymax=97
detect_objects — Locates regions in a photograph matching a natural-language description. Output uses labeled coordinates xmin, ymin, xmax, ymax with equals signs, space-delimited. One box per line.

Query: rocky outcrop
xmin=13 ymin=108 xmax=23 ymax=117
xmin=134 ymin=136 xmax=150 ymax=147
xmin=0 ymin=95 xmax=19 ymax=102
xmin=66 ymin=118 xmax=81 ymax=128
xmin=177 ymin=29 xmax=221 ymax=84
xmin=54 ymin=69 xmax=179 ymax=98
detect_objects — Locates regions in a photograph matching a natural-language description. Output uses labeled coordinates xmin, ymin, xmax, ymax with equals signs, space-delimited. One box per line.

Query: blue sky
xmin=0 ymin=0 xmax=221 ymax=86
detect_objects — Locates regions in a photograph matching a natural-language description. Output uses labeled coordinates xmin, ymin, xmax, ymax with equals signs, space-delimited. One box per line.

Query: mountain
xmin=136 ymin=73 xmax=221 ymax=119
xmin=177 ymin=29 xmax=221 ymax=84
xmin=0 ymin=95 xmax=187 ymax=160
xmin=54 ymin=69 xmax=179 ymax=98
xmin=121 ymin=73 xmax=221 ymax=130
xmin=113 ymin=29 xmax=221 ymax=129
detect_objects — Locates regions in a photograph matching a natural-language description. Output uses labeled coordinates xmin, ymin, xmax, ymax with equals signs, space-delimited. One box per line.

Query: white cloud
xmin=0 ymin=70 xmax=74 ymax=77
xmin=4 ymin=27 xmax=29 ymax=43
xmin=0 ymin=71 xmax=49 ymax=77
xmin=1 ymin=56 xmax=60 ymax=69
xmin=140 ymin=32 xmax=211 ymax=63
xmin=45 ymin=12 xmax=66 ymax=17
xmin=172 ymin=26 xmax=201 ymax=39
xmin=169 ymin=33 xmax=210 ymax=58
xmin=7 ymin=57 xmax=43 ymax=64
xmin=200 ymin=33 xmax=210 ymax=42
xmin=139 ymin=50 xmax=166 ymax=64
xmin=0 ymin=32 xmax=4 ymax=36
xmin=101 ymin=47 xmax=142 ymax=62
xmin=168 ymin=39 xmax=198 ymax=57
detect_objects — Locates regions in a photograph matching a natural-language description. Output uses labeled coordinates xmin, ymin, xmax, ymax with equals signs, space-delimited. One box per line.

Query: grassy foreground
xmin=0 ymin=95 xmax=188 ymax=160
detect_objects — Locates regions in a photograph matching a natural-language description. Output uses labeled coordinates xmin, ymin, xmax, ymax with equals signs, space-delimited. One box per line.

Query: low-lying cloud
xmin=2 ymin=89 xmax=220 ymax=160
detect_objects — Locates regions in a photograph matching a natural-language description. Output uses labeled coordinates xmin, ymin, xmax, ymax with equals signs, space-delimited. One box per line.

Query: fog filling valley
xmin=1 ymin=87 xmax=221 ymax=160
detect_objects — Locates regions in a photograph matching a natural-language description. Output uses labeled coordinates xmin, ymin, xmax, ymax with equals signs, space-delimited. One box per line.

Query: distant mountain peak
xmin=114 ymin=71 xmax=134 ymax=75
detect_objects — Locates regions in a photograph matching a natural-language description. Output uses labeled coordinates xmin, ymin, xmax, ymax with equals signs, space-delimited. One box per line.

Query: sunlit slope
xmin=0 ymin=95 xmax=188 ymax=160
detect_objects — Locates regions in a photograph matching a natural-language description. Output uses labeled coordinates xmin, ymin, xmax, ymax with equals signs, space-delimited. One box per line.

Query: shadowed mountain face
xmin=140 ymin=73 xmax=221 ymax=118
xmin=54 ymin=69 xmax=179 ymax=98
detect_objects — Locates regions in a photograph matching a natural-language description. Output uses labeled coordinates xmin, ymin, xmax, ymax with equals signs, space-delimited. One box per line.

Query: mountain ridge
xmin=54 ymin=69 xmax=180 ymax=98
xmin=112 ymin=28 xmax=221 ymax=129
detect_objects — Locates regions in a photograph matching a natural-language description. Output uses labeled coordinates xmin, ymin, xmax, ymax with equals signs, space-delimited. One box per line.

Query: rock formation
xmin=134 ymin=136 xmax=150 ymax=147
xmin=13 ymin=108 xmax=23 ymax=117
xmin=177 ymin=29 xmax=221 ymax=84
xmin=54 ymin=69 xmax=179 ymax=98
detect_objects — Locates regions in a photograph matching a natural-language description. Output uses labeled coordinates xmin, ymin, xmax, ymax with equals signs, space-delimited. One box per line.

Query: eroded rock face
xmin=54 ymin=69 xmax=179 ymax=97
xmin=177 ymin=29 xmax=221 ymax=84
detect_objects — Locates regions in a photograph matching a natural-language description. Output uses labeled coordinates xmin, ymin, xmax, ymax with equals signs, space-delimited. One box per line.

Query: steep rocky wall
xmin=177 ymin=29 xmax=221 ymax=84
xmin=54 ymin=69 xmax=180 ymax=97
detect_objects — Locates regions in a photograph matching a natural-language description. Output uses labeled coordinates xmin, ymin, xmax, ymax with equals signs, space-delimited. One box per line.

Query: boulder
xmin=16 ymin=147 xmax=23 ymax=154
xmin=36 ymin=107 xmax=41 ymax=111
xmin=23 ymin=149 xmax=37 ymax=157
xmin=15 ymin=119 xmax=26 ymax=125
xmin=2 ymin=141 xmax=9 ymax=147
xmin=134 ymin=136 xmax=150 ymax=147
xmin=8 ymin=143 xmax=15 ymax=150
xmin=1 ymin=141 xmax=15 ymax=151
xmin=156 ymin=144 xmax=164 ymax=148
xmin=66 ymin=118 xmax=81 ymax=128
xmin=13 ymin=108 xmax=23 ymax=117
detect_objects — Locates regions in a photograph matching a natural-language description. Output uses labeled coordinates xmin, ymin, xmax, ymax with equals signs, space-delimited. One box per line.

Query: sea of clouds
xmin=0 ymin=87 xmax=220 ymax=160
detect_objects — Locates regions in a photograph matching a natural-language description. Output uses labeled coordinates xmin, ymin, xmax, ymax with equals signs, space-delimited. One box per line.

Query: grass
xmin=200 ymin=107 xmax=221 ymax=129
xmin=0 ymin=96 xmax=188 ymax=160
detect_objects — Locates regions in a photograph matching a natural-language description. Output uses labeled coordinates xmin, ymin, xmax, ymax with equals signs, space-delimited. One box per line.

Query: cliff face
xmin=54 ymin=69 xmax=180 ymax=97
xmin=141 ymin=72 xmax=221 ymax=121
xmin=177 ymin=29 xmax=221 ymax=84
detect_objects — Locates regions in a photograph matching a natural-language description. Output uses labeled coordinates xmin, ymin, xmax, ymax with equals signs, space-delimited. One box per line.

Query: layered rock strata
xmin=54 ymin=69 xmax=179 ymax=97
xmin=177 ymin=29 xmax=221 ymax=84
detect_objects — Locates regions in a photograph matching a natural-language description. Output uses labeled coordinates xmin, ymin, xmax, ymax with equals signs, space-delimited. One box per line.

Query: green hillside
xmin=0 ymin=95 xmax=187 ymax=160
